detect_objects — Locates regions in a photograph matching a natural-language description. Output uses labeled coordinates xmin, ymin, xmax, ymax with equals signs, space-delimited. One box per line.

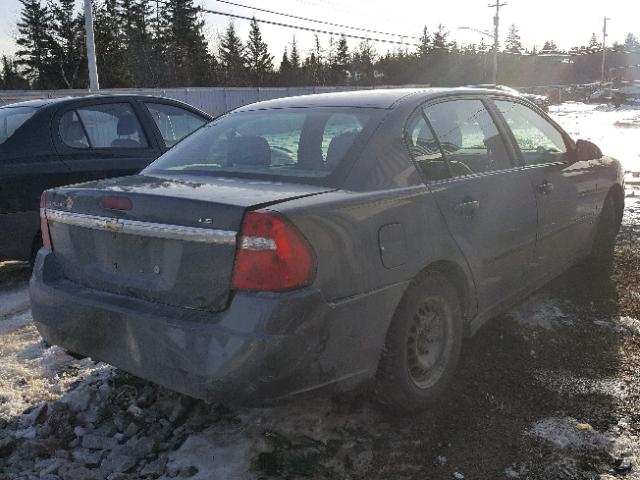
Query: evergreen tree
xmin=278 ymin=46 xmax=292 ymax=86
xmin=245 ymin=16 xmax=273 ymax=86
xmin=432 ymin=24 xmax=450 ymax=51
xmin=477 ymin=38 xmax=488 ymax=53
xmin=624 ymin=33 xmax=640 ymax=52
xmin=118 ymin=0 xmax=156 ymax=86
xmin=15 ymin=0 xmax=53 ymax=88
xmin=284 ymin=35 xmax=303 ymax=85
xmin=94 ymin=0 xmax=128 ymax=87
xmin=289 ymin=36 xmax=301 ymax=69
xmin=417 ymin=26 xmax=430 ymax=58
xmin=1 ymin=56 xmax=29 ymax=89
xmin=306 ymin=34 xmax=324 ymax=85
xmin=279 ymin=47 xmax=291 ymax=74
xmin=542 ymin=40 xmax=558 ymax=52
xmin=587 ymin=33 xmax=600 ymax=53
xmin=219 ymin=21 xmax=246 ymax=86
xmin=504 ymin=24 xmax=523 ymax=54
xmin=48 ymin=0 xmax=86 ymax=88
xmin=160 ymin=0 xmax=214 ymax=87
xmin=333 ymin=35 xmax=349 ymax=84
xmin=351 ymin=39 xmax=376 ymax=85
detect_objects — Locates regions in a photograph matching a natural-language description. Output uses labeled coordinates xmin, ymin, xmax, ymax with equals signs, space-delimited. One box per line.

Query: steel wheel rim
xmin=406 ymin=299 xmax=449 ymax=389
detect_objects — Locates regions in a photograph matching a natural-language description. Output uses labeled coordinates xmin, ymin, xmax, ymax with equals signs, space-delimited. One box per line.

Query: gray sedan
xmin=30 ymin=88 xmax=624 ymax=412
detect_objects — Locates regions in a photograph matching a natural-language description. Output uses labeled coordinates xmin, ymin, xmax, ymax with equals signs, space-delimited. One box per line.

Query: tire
xmin=587 ymin=193 xmax=620 ymax=270
xmin=375 ymin=271 xmax=464 ymax=413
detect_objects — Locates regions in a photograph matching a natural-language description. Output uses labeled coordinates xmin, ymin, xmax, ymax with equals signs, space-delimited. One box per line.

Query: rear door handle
xmin=454 ymin=199 xmax=480 ymax=216
xmin=537 ymin=180 xmax=554 ymax=195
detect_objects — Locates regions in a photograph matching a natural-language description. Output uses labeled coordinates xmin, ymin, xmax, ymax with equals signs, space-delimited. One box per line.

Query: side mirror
xmin=574 ymin=139 xmax=603 ymax=162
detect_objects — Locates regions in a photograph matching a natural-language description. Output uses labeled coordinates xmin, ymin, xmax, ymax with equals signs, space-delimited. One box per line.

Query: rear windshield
xmin=144 ymin=107 xmax=382 ymax=184
xmin=0 ymin=106 xmax=37 ymax=145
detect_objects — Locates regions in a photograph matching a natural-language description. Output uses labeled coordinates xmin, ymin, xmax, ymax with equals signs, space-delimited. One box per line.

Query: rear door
xmin=491 ymin=99 xmax=598 ymax=274
xmin=407 ymin=97 xmax=538 ymax=313
xmin=52 ymin=99 xmax=160 ymax=185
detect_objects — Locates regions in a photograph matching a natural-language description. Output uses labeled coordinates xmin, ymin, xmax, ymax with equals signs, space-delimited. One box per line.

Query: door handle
xmin=537 ymin=180 xmax=554 ymax=195
xmin=454 ymin=199 xmax=480 ymax=216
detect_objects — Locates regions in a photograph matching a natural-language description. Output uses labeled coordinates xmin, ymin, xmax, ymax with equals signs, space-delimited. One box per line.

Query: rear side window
xmin=405 ymin=114 xmax=450 ymax=181
xmin=145 ymin=107 xmax=379 ymax=183
xmin=59 ymin=111 xmax=90 ymax=149
xmin=75 ymin=103 xmax=148 ymax=149
xmin=494 ymin=100 xmax=567 ymax=165
xmin=321 ymin=113 xmax=366 ymax=166
xmin=144 ymin=103 xmax=207 ymax=148
xmin=0 ymin=106 xmax=36 ymax=145
xmin=423 ymin=99 xmax=512 ymax=177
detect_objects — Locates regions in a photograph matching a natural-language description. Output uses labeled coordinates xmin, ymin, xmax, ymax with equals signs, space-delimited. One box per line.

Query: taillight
xmin=100 ymin=195 xmax=132 ymax=210
xmin=40 ymin=191 xmax=52 ymax=249
xmin=232 ymin=210 xmax=316 ymax=291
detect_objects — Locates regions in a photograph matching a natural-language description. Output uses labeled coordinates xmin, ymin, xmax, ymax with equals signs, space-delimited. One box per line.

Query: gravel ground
xmin=1 ymin=103 xmax=640 ymax=480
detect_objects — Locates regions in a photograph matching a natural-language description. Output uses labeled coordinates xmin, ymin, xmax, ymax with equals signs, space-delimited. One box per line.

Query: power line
xmin=153 ymin=1 xmax=418 ymax=47
xmin=290 ymin=0 xmax=423 ymax=30
xmin=210 ymin=0 xmax=417 ymax=39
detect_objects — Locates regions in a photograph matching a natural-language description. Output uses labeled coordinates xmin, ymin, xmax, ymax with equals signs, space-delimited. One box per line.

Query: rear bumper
xmin=30 ymin=250 xmax=407 ymax=404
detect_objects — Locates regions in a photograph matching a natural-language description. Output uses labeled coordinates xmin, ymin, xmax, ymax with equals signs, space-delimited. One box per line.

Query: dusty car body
xmin=30 ymin=88 xmax=624 ymax=409
xmin=0 ymin=95 xmax=211 ymax=263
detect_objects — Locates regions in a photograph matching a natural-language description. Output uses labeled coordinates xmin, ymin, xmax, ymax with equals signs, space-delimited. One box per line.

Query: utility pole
xmin=84 ymin=0 xmax=99 ymax=91
xmin=488 ymin=1 xmax=506 ymax=85
xmin=601 ymin=16 xmax=610 ymax=85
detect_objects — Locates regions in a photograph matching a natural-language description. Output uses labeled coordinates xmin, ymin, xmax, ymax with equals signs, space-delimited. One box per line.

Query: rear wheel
xmin=376 ymin=272 xmax=463 ymax=412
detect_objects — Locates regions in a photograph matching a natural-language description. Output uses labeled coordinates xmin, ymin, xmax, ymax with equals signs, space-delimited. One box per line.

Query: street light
xmin=458 ymin=26 xmax=498 ymax=84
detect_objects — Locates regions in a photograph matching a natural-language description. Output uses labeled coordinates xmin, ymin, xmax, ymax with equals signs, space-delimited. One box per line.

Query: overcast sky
xmin=0 ymin=0 xmax=637 ymax=61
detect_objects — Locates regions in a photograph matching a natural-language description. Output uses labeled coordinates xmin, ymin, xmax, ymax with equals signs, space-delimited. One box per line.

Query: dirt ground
xmin=2 ymin=104 xmax=640 ymax=479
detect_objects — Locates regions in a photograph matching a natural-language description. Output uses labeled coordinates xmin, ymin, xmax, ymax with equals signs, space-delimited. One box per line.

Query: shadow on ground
xmin=1 ymin=251 xmax=639 ymax=479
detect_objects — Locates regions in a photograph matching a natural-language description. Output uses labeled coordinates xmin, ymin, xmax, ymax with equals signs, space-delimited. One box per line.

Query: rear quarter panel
xmin=273 ymin=186 xmax=477 ymax=380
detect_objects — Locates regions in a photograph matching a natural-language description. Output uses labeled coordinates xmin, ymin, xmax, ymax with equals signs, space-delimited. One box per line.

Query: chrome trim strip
xmin=45 ymin=209 xmax=237 ymax=245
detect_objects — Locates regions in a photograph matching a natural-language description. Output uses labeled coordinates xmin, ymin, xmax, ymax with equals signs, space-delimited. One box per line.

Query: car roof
xmin=234 ymin=87 xmax=519 ymax=111
xmin=0 ymin=94 xmax=199 ymax=110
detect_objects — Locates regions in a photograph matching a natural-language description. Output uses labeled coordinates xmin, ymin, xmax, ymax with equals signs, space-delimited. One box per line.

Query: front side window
xmin=423 ymin=99 xmax=512 ymax=177
xmin=144 ymin=103 xmax=207 ymax=148
xmin=494 ymin=100 xmax=567 ymax=165
xmin=75 ymin=103 xmax=148 ymax=149
xmin=145 ymin=107 xmax=379 ymax=184
xmin=59 ymin=110 xmax=90 ymax=149
xmin=0 ymin=106 xmax=37 ymax=145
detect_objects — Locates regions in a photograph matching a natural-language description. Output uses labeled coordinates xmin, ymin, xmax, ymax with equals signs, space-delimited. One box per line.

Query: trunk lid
xmin=45 ymin=174 xmax=332 ymax=311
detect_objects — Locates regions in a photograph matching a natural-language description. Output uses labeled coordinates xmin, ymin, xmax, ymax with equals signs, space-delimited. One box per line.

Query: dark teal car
xmin=30 ymin=89 xmax=624 ymax=411
xmin=0 ymin=95 xmax=211 ymax=263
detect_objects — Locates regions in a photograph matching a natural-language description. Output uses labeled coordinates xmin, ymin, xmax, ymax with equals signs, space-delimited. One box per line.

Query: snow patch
xmin=163 ymin=429 xmax=254 ymax=480
xmin=528 ymin=417 xmax=613 ymax=450
xmin=533 ymin=369 xmax=628 ymax=399
xmin=0 ymin=314 xmax=107 ymax=421
xmin=550 ymin=103 xmax=640 ymax=170
xmin=593 ymin=316 xmax=640 ymax=336
xmin=0 ymin=285 xmax=30 ymax=319
xmin=508 ymin=294 xmax=573 ymax=330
